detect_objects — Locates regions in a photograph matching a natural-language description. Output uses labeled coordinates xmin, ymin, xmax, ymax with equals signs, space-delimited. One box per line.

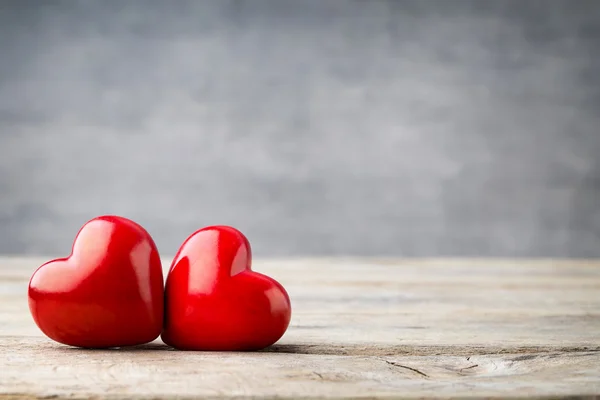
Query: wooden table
xmin=1 ymin=257 xmax=599 ymax=399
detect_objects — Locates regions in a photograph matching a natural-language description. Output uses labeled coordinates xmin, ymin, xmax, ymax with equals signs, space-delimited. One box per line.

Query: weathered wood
xmin=1 ymin=257 xmax=599 ymax=399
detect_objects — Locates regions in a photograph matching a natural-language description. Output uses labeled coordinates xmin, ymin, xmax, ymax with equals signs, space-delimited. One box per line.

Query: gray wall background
xmin=0 ymin=0 xmax=599 ymax=257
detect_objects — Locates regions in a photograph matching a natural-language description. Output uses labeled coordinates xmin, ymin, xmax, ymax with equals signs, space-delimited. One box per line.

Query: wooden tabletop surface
xmin=1 ymin=257 xmax=599 ymax=399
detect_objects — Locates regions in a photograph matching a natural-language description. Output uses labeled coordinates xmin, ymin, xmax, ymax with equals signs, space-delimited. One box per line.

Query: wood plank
xmin=1 ymin=257 xmax=599 ymax=398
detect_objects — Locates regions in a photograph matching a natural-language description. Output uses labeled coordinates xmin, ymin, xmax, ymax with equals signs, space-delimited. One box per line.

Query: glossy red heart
xmin=28 ymin=215 xmax=164 ymax=348
xmin=162 ymin=226 xmax=291 ymax=351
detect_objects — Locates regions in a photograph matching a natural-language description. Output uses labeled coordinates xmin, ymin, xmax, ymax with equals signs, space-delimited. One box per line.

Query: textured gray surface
xmin=0 ymin=1 xmax=599 ymax=257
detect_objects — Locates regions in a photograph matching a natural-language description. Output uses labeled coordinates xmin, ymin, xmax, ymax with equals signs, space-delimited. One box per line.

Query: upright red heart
xmin=28 ymin=215 xmax=164 ymax=348
xmin=162 ymin=226 xmax=291 ymax=351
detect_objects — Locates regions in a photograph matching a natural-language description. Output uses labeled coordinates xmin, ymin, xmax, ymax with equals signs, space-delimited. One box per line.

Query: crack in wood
xmin=384 ymin=360 xmax=429 ymax=378
xmin=3 ymin=338 xmax=599 ymax=358
xmin=459 ymin=364 xmax=479 ymax=372
xmin=512 ymin=354 xmax=540 ymax=362
xmin=262 ymin=343 xmax=600 ymax=357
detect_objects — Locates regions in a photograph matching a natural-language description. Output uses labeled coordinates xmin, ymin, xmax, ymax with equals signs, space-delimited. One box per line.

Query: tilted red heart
xmin=28 ymin=216 xmax=164 ymax=348
xmin=162 ymin=226 xmax=291 ymax=351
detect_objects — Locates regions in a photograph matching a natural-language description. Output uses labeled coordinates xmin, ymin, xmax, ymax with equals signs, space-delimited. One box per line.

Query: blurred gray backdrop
xmin=0 ymin=0 xmax=599 ymax=257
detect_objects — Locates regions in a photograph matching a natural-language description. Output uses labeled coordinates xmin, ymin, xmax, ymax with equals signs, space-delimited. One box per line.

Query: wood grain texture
xmin=1 ymin=257 xmax=599 ymax=399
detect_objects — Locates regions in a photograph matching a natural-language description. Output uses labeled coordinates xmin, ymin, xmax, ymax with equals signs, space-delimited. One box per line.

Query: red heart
xmin=28 ymin=216 xmax=164 ymax=348
xmin=162 ymin=226 xmax=291 ymax=351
